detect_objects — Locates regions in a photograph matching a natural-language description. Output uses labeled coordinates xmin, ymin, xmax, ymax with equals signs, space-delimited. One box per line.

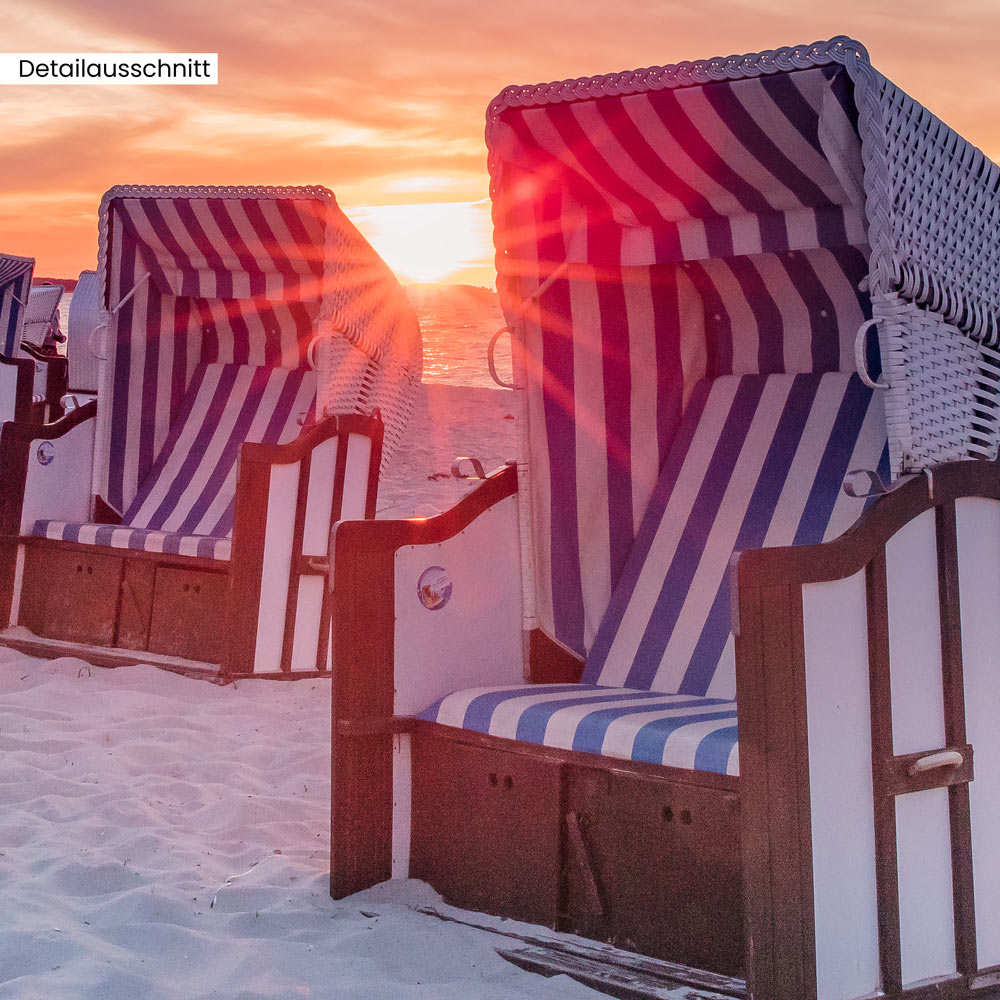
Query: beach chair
xmin=0 ymin=253 xmax=37 ymax=423
xmin=20 ymin=283 xmax=67 ymax=422
xmin=0 ymin=184 xmax=421 ymax=679
xmin=329 ymin=37 xmax=1000 ymax=1000
xmin=60 ymin=270 xmax=101 ymax=412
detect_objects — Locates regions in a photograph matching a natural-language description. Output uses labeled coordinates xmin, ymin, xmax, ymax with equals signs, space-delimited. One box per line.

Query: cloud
xmin=4 ymin=0 xmax=1000 ymax=277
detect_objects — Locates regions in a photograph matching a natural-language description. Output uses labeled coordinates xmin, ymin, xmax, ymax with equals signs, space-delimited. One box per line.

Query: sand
xmin=0 ymin=383 xmax=605 ymax=1000
xmin=0 ymin=651 xmax=604 ymax=999
xmin=377 ymin=383 xmax=518 ymax=518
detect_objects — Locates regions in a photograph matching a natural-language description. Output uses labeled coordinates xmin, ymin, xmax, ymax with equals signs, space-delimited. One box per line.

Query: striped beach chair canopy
xmin=0 ymin=253 xmax=34 ymax=358
xmin=95 ymin=185 xmax=421 ymax=518
xmin=486 ymin=35 xmax=1000 ymax=661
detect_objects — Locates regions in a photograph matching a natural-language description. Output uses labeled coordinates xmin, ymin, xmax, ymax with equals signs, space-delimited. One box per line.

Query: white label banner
xmin=0 ymin=54 xmax=218 ymax=85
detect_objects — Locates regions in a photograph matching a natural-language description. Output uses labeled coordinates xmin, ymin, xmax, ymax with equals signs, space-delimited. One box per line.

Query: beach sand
xmin=378 ymin=383 xmax=518 ymax=518
xmin=0 ymin=652 xmax=600 ymax=999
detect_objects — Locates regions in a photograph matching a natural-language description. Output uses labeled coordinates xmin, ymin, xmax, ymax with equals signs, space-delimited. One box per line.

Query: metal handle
xmin=854 ymin=318 xmax=887 ymax=389
xmin=488 ymin=327 xmax=514 ymax=389
xmin=908 ymin=750 xmax=964 ymax=776
xmin=88 ymin=321 xmax=108 ymax=361
xmin=306 ymin=332 xmax=327 ymax=371
xmin=452 ymin=456 xmax=486 ymax=480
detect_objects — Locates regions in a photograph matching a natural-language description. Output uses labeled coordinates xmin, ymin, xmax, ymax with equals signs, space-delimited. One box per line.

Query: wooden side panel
xmin=253 ymin=462 xmax=299 ymax=674
xmin=736 ymin=583 xmax=816 ymax=1000
xmin=411 ymin=735 xmax=561 ymax=928
xmin=19 ymin=545 xmax=122 ymax=645
xmin=563 ymin=766 xmax=743 ymax=975
xmin=392 ymin=495 xmax=523 ymax=716
xmin=147 ymin=567 xmax=229 ymax=662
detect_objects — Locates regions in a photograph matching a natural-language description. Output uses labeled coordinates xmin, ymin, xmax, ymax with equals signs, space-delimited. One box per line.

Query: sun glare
xmin=349 ymin=200 xmax=492 ymax=284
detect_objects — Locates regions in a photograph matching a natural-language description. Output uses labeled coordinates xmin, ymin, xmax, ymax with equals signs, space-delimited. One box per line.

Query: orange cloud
xmin=3 ymin=0 xmax=1000 ymax=281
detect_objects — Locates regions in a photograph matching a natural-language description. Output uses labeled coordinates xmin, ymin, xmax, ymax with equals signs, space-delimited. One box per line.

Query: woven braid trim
xmin=96 ymin=184 xmax=336 ymax=320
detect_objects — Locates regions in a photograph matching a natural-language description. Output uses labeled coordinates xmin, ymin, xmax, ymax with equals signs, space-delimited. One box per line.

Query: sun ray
xmin=348 ymin=199 xmax=493 ymax=284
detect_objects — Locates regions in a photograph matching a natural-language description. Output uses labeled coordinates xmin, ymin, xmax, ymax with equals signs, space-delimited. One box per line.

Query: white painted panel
xmin=20 ymin=417 xmax=96 ymax=532
xmin=956 ymin=497 xmax=1000 ymax=967
xmin=289 ymin=576 xmax=324 ymax=672
xmin=896 ymin=788 xmax=957 ymax=984
xmin=802 ymin=570 xmax=881 ymax=1000
xmin=0 ymin=364 xmax=20 ymax=422
xmin=340 ymin=434 xmax=373 ymax=521
xmin=885 ymin=510 xmax=946 ymax=756
xmin=301 ymin=437 xmax=337 ymax=556
xmin=391 ymin=734 xmax=412 ymax=879
xmin=253 ymin=461 xmax=299 ymax=674
xmin=393 ymin=495 xmax=524 ymax=716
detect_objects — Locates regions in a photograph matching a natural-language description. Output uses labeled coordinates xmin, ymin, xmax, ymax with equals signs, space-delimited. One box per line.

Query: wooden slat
xmin=415 ymin=905 xmax=746 ymax=998
xmin=498 ymin=945 xmax=734 ymax=1000
xmin=866 ymin=548 xmax=903 ymax=994
xmin=935 ymin=500 xmax=978 ymax=976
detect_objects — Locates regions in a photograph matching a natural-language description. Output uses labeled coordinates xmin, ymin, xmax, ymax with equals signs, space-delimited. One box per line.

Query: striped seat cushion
xmin=31 ymin=522 xmax=232 ymax=561
xmin=416 ymin=371 xmax=887 ymax=774
xmin=32 ymin=363 xmax=316 ymax=557
xmin=419 ymin=684 xmax=739 ymax=775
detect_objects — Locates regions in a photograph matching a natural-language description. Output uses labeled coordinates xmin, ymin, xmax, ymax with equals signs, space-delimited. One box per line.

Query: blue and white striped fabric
xmin=101 ymin=196 xmax=326 ymax=516
xmin=0 ymin=254 xmax=34 ymax=358
xmin=33 ymin=363 xmax=315 ymax=558
xmin=32 ymin=522 xmax=232 ymax=561
xmin=494 ymin=67 xmax=872 ymax=659
xmin=419 ymin=685 xmax=739 ymax=775
xmin=490 ymin=66 xmax=863 ymax=269
xmin=585 ymin=371 xmax=888 ymax=698
xmin=419 ymin=371 xmax=888 ymax=775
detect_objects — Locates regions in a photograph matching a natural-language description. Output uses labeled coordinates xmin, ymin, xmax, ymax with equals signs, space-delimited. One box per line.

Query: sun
xmin=348 ymin=200 xmax=492 ymax=284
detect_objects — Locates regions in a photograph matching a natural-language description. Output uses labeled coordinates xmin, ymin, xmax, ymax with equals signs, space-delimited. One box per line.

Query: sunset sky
xmin=3 ymin=0 xmax=1000 ymax=286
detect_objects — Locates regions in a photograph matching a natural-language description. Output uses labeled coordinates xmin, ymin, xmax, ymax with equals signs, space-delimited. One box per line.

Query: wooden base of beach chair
xmin=16 ymin=538 xmax=231 ymax=664
xmin=410 ymin=724 xmax=744 ymax=975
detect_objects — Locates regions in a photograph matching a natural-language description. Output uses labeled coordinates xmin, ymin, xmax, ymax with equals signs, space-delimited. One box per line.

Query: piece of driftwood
xmin=414 ymin=905 xmax=745 ymax=999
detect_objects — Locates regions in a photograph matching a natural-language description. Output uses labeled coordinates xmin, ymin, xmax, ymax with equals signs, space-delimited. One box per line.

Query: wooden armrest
xmin=0 ymin=399 xmax=97 ymax=448
xmin=334 ymin=462 xmax=517 ymax=561
xmin=240 ymin=412 xmax=384 ymax=467
xmin=19 ymin=342 xmax=64 ymax=364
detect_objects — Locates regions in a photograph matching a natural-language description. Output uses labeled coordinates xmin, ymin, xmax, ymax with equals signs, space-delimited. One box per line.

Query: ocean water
xmin=57 ymin=287 xmax=512 ymax=390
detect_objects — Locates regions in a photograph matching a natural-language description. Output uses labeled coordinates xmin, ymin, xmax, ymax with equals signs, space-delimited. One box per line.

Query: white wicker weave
xmin=486 ymin=36 xmax=1000 ymax=476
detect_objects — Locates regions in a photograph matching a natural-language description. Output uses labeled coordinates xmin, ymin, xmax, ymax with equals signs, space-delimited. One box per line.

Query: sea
xmin=57 ymin=284 xmax=512 ymax=390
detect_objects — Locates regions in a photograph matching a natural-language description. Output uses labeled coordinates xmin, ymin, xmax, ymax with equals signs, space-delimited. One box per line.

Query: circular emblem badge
xmin=36 ymin=441 xmax=55 ymax=466
xmin=417 ymin=566 xmax=452 ymax=611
